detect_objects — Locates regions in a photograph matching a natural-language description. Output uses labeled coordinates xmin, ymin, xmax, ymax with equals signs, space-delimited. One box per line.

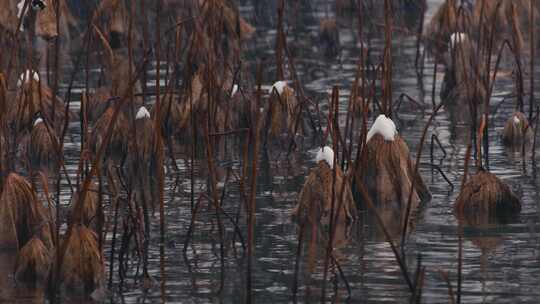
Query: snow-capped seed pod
xmin=127 ymin=106 xmax=159 ymax=213
xmin=293 ymin=145 xmax=357 ymax=242
xmin=135 ymin=106 xmax=151 ymax=120
xmin=502 ymin=112 xmax=533 ymax=146
xmin=267 ymin=80 xmax=305 ymax=140
xmin=366 ymin=114 xmax=398 ymax=142
xmin=33 ymin=117 xmax=43 ymax=127
xmin=315 ymin=146 xmax=335 ymax=169
xmin=269 ymin=81 xmax=287 ymax=96
xmin=17 ymin=70 xmax=40 ymax=87
xmin=352 ymin=115 xmax=431 ymax=220
xmin=231 ymin=84 xmax=239 ymax=97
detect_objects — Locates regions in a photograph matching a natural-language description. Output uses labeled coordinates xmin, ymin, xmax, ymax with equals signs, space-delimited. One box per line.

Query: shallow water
xmin=6 ymin=0 xmax=540 ymax=303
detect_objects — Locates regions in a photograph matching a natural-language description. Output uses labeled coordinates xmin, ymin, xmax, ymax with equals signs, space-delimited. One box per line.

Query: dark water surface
xmin=6 ymin=0 xmax=540 ymax=303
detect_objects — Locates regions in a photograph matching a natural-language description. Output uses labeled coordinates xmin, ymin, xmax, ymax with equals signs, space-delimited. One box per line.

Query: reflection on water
xmin=4 ymin=0 xmax=540 ymax=302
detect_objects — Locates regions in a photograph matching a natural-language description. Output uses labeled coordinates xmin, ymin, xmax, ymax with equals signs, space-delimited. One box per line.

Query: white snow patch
xmin=17 ymin=70 xmax=39 ymax=87
xmin=513 ymin=115 xmax=520 ymax=125
xmin=366 ymin=114 xmax=397 ymax=142
xmin=316 ymin=146 xmax=335 ymax=169
xmin=136 ymin=106 xmax=151 ymax=120
xmin=16 ymin=0 xmax=25 ymax=30
xmin=450 ymin=32 xmax=467 ymax=48
xmin=269 ymin=81 xmax=287 ymax=95
xmin=231 ymin=84 xmax=238 ymax=96
xmin=33 ymin=117 xmax=43 ymax=126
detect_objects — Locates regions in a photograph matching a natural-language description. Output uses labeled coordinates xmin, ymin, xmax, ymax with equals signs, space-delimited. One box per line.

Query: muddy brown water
xmin=4 ymin=0 xmax=540 ymax=303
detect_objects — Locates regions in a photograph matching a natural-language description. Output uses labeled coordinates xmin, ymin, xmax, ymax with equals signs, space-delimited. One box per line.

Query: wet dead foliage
xmin=88 ymin=27 xmax=143 ymax=119
xmin=268 ymin=85 xmax=303 ymax=139
xmin=15 ymin=236 xmax=52 ymax=285
xmin=502 ymin=111 xmax=533 ymax=146
xmin=442 ymin=34 xmax=483 ymax=87
xmin=0 ymin=173 xmax=51 ymax=249
xmin=70 ymin=184 xmax=99 ymax=229
xmin=426 ymin=0 xmax=537 ymax=62
xmin=231 ymin=88 xmax=256 ymax=130
xmin=443 ymin=82 xmax=486 ymax=126
xmin=472 ymin=0 xmax=537 ymax=52
xmin=35 ymin=0 xmax=59 ymax=39
xmin=107 ymin=56 xmax=143 ymax=102
xmin=195 ymin=0 xmax=255 ymax=39
xmin=0 ymin=1 xmax=21 ymax=34
xmin=60 ymin=224 xmax=105 ymax=292
xmin=166 ymin=0 xmax=255 ymax=39
xmin=156 ymin=67 xmax=245 ymax=140
xmin=92 ymin=55 xmax=143 ymax=121
xmin=156 ymin=92 xmax=188 ymax=139
xmin=201 ymin=0 xmax=255 ymax=40
xmin=155 ymin=68 xmax=205 ymax=138
xmin=83 ymin=88 xmax=113 ymax=123
xmin=126 ymin=115 xmax=160 ymax=210
xmin=440 ymin=36 xmax=487 ymax=121
xmin=8 ymin=79 xmax=73 ymax=132
xmin=95 ymin=0 xmax=133 ymax=47
xmin=424 ymin=0 xmax=471 ymax=61
xmin=293 ymin=160 xmax=357 ymax=232
xmin=90 ymin=107 xmax=129 ymax=164
xmin=25 ymin=121 xmax=61 ymax=174
xmin=0 ymin=0 xmax=61 ymax=38
xmin=293 ymin=160 xmax=357 ymax=275
xmin=128 ymin=117 xmax=158 ymax=165
xmin=455 ymin=170 xmax=521 ymax=224
xmin=166 ymin=0 xmax=255 ymax=70
xmin=353 ymin=134 xmax=431 ymax=227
